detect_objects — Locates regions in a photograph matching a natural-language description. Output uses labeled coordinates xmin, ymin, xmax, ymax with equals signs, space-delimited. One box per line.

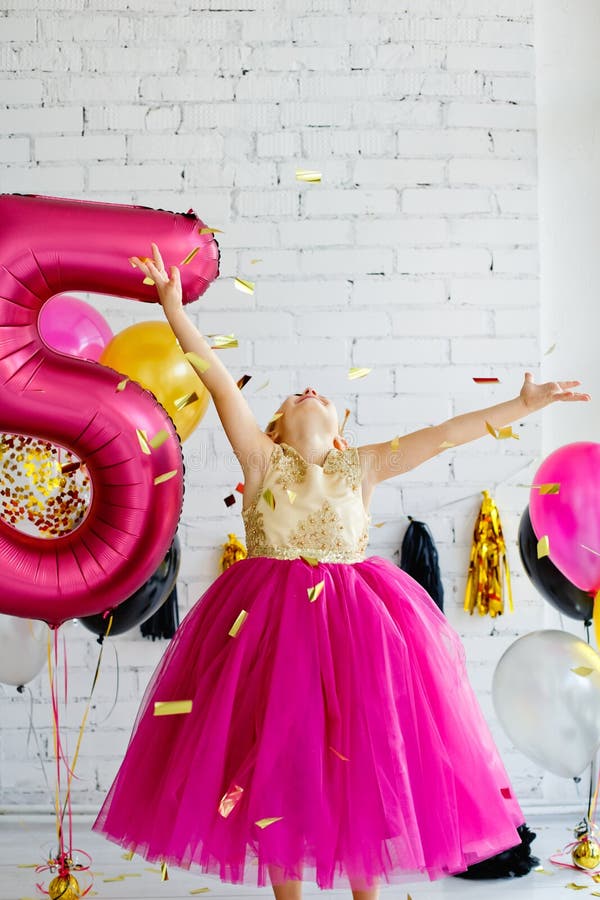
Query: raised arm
xmin=358 ymin=373 xmax=590 ymax=488
xmin=131 ymin=244 xmax=273 ymax=477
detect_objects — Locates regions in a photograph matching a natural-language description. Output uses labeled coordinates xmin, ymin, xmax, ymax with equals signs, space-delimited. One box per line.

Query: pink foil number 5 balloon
xmin=0 ymin=194 xmax=219 ymax=626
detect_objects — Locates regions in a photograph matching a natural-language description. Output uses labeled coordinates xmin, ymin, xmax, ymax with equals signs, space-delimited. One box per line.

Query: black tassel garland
xmin=140 ymin=584 xmax=180 ymax=641
xmin=399 ymin=518 xmax=444 ymax=612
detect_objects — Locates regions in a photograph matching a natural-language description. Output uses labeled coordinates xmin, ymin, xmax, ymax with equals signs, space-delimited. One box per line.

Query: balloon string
xmin=57 ymin=614 xmax=113 ymax=840
xmin=24 ymin=686 xmax=52 ymax=798
xmin=93 ymin=640 xmax=120 ymax=727
xmin=47 ymin=629 xmax=63 ymax=864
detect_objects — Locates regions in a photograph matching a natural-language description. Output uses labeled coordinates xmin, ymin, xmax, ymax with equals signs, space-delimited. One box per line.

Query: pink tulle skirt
xmin=92 ymin=556 xmax=524 ymax=891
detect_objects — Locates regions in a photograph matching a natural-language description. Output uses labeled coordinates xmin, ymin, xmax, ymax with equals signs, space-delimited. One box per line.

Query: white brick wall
xmin=0 ymin=0 xmax=566 ymax=813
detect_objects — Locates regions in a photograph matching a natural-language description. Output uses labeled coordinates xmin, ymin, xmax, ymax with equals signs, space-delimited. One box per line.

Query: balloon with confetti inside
xmin=0 ymin=433 xmax=91 ymax=537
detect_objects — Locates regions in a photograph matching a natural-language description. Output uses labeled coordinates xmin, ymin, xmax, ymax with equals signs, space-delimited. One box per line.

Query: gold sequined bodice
xmin=242 ymin=442 xmax=370 ymax=564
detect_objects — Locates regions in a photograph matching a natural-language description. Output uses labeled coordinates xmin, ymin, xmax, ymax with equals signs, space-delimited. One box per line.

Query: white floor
xmin=0 ymin=812 xmax=594 ymax=899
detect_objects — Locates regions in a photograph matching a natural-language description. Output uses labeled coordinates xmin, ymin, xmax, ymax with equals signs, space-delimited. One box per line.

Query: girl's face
xmin=268 ymin=387 xmax=339 ymax=442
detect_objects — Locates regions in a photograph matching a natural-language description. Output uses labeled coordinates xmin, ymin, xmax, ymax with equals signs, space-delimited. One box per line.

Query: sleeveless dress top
xmin=241 ymin=442 xmax=370 ymax=563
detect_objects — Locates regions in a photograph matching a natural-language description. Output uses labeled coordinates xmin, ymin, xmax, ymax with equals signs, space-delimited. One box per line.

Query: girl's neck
xmin=281 ymin=432 xmax=339 ymax=467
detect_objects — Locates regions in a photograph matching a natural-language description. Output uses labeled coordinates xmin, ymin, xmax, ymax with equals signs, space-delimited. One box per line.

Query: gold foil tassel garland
xmin=463 ymin=490 xmax=513 ymax=617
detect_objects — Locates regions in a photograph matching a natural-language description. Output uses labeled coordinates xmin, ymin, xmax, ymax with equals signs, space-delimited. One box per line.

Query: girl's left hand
xmin=520 ymin=371 xmax=591 ymax=412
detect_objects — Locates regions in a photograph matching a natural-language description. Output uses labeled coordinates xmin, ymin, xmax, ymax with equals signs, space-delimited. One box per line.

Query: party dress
xmin=93 ymin=442 xmax=524 ymax=890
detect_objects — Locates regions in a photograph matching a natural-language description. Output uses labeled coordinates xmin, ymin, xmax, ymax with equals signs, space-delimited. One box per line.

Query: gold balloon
xmin=99 ymin=321 xmax=210 ymax=442
xmin=572 ymin=836 xmax=600 ymax=870
xmin=48 ymin=873 xmax=81 ymax=899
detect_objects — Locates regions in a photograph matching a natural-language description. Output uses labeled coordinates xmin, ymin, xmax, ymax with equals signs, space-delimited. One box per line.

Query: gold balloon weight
xmin=48 ymin=872 xmax=81 ymax=899
xmin=572 ymin=835 xmax=600 ymax=870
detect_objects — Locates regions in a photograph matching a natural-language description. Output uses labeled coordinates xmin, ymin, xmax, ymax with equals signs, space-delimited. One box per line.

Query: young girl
xmin=93 ymin=243 xmax=590 ymax=899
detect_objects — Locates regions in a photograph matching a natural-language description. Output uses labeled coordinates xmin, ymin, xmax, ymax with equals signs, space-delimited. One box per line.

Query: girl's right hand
xmin=129 ymin=242 xmax=183 ymax=322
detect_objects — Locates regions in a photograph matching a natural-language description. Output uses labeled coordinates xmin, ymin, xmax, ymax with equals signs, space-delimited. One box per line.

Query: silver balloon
xmin=0 ymin=614 xmax=49 ymax=687
xmin=492 ymin=629 xmax=600 ymax=778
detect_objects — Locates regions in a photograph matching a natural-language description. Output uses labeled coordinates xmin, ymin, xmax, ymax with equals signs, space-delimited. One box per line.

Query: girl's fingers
xmin=151 ymin=242 xmax=165 ymax=272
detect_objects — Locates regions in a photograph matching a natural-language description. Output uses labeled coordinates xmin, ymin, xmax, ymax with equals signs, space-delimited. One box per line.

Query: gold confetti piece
xmin=533 ymin=865 xmax=553 ymax=874
xmin=229 ymin=609 xmax=248 ymax=638
xmin=267 ymin=411 xmax=283 ymax=425
xmin=498 ymin=425 xmax=519 ymax=440
xmin=208 ymin=334 xmax=238 ymax=349
xmin=307 ymin=580 xmax=325 ymax=602
xmin=174 ymin=391 xmax=200 ymax=410
xmin=565 ymin=884 xmax=588 ymax=891
xmin=544 ymin=342 xmax=557 ymax=355
xmin=199 ymin=226 xmax=223 ymax=235
xmin=154 ymin=700 xmax=193 ymax=716
xmin=439 ymin=440 xmax=455 ymax=449
xmin=237 ymin=374 xmax=252 ymax=390
xmin=591 ymin=891 xmax=600 ymax=896
xmin=340 ymin=407 xmax=350 ymax=435
xmin=154 ymin=470 xmax=177 ymax=485
xmin=116 ymin=377 xmax=129 ymax=391
xmin=103 ymin=876 xmax=125 ymax=882
xmin=348 ymin=367 xmax=371 ymax=380
xmin=537 ymin=535 xmax=550 ymax=559
xmin=181 ymin=247 xmax=200 ymax=265
xmin=143 ymin=276 xmax=155 ymax=286
xmin=121 ymin=873 xmax=142 ymax=878
xmin=149 ymin=429 xmax=170 ymax=449
xmin=572 ymin=666 xmax=594 ymax=677
xmin=296 ymin=169 xmax=322 ymax=182
xmin=593 ymin=874 xmax=600 ymax=882
xmin=372 ymin=522 xmax=385 ymax=528
xmin=185 ymin=351 xmax=211 ymax=374
xmin=262 ymin=488 xmax=276 ymax=510
xmin=329 ymin=746 xmax=349 ymax=761
xmin=122 ymin=851 xmax=135 ymax=860
xmin=250 ymin=258 xmax=262 ymax=265
xmin=17 ymin=864 xmax=39 ymax=868
xmin=255 ymin=817 xmax=284 ymax=829
xmin=286 ymin=489 xmax=297 ymax=504
xmin=218 ymin=785 xmax=244 ymax=818
xmin=61 ymin=460 xmax=81 ymax=474
xmin=136 ymin=429 xmax=151 ymax=455
xmin=144 ymin=867 xmax=162 ymax=873
xmin=190 ymin=890 xmax=211 ymax=895
xmin=301 ymin=556 xmax=319 ymax=567
xmin=161 ymin=861 xmax=169 ymax=881
xmin=485 ymin=420 xmax=498 ymax=438
xmin=390 ymin=436 xmax=400 ymax=451
xmin=539 ymin=482 xmax=560 ymax=494
xmin=234 ymin=277 xmax=255 ymax=295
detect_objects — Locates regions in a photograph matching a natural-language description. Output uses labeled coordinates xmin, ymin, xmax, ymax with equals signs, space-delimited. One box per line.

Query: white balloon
xmin=493 ymin=629 xmax=600 ymax=778
xmin=0 ymin=614 xmax=49 ymax=687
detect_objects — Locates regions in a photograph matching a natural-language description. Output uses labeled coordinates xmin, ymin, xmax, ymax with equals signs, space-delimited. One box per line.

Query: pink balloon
xmin=529 ymin=442 xmax=600 ymax=593
xmin=0 ymin=193 xmax=219 ymax=626
xmin=39 ymin=293 xmax=113 ymax=361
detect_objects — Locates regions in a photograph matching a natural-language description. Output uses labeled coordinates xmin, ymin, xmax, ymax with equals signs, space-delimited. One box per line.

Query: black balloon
xmin=79 ymin=534 xmax=181 ymax=637
xmin=518 ymin=506 xmax=593 ymax=620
